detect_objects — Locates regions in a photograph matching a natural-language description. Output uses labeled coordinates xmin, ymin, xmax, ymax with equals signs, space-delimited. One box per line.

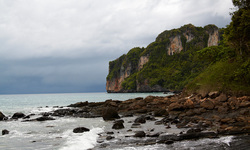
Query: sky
xmin=0 ymin=0 xmax=234 ymax=94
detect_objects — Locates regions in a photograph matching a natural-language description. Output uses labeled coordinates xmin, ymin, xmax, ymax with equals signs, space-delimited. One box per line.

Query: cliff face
xmin=106 ymin=24 xmax=220 ymax=93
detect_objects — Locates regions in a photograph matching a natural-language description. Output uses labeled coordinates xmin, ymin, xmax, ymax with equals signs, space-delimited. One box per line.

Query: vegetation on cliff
xmin=107 ymin=0 xmax=250 ymax=95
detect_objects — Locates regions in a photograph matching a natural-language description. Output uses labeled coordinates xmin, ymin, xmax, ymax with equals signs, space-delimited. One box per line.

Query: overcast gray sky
xmin=0 ymin=0 xmax=234 ymax=94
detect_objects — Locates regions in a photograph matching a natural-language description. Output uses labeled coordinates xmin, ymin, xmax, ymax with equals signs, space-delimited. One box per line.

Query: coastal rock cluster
xmin=1 ymin=92 xmax=249 ymax=147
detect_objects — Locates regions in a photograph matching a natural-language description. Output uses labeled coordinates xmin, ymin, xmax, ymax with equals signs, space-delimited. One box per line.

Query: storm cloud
xmin=0 ymin=0 xmax=234 ymax=94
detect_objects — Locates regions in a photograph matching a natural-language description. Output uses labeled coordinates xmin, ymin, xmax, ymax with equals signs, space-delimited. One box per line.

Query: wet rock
xmin=186 ymin=128 xmax=202 ymax=134
xmin=154 ymin=109 xmax=168 ymax=117
xmin=73 ymin=127 xmax=90 ymax=133
xmin=131 ymin=123 xmax=141 ymax=128
xmin=52 ymin=109 xmax=77 ymax=117
xmin=112 ymin=121 xmax=125 ymax=129
xmin=68 ymin=101 xmax=88 ymax=107
xmin=200 ymin=99 xmax=214 ymax=110
xmin=0 ymin=111 xmax=5 ymax=120
xmin=102 ymin=107 xmax=120 ymax=121
xmin=12 ymin=112 xmax=25 ymax=119
xmin=107 ymin=131 xmax=114 ymax=134
xmin=157 ymin=134 xmax=181 ymax=143
xmin=179 ymin=132 xmax=217 ymax=140
xmin=106 ymin=136 xmax=114 ymax=140
xmin=2 ymin=129 xmax=9 ymax=135
xmin=134 ymin=131 xmax=145 ymax=137
xmin=35 ymin=116 xmax=55 ymax=121
xmin=134 ymin=115 xmax=146 ymax=124
xmin=147 ymin=132 xmax=160 ymax=137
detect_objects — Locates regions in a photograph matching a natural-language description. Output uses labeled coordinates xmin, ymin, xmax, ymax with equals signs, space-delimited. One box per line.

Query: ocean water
xmin=0 ymin=92 xmax=168 ymax=150
xmin=0 ymin=92 xmax=243 ymax=150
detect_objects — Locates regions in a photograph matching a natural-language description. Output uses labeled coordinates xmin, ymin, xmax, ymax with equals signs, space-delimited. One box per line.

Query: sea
xmin=0 ymin=92 xmax=246 ymax=150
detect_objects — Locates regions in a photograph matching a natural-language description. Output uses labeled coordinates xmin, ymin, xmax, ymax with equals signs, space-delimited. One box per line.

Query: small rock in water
xmin=106 ymin=136 xmax=114 ymax=140
xmin=73 ymin=127 xmax=90 ymax=133
xmin=2 ymin=129 xmax=9 ymax=135
xmin=12 ymin=112 xmax=25 ymax=119
xmin=134 ymin=131 xmax=146 ymax=138
xmin=107 ymin=131 xmax=114 ymax=134
xmin=112 ymin=121 xmax=125 ymax=129
xmin=131 ymin=123 xmax=141 ymax=128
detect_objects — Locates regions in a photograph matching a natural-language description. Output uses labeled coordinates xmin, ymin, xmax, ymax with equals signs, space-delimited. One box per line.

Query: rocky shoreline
xmin=1 ymin=92 xmax=250 ymax=149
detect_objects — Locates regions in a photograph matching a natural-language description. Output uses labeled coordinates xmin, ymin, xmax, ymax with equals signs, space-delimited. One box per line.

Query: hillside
xmin=106 ymin=24 xmax=222 ymax=93
xmin=106 ymin=1 xmax=250 ymax=95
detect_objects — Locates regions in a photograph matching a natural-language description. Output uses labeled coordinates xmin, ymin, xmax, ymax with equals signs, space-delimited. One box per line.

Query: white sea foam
xmin=59 ymin=127 xmax=104 ymax=150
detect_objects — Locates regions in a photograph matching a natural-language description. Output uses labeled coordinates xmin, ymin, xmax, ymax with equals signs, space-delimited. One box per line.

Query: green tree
xmin=224 ymin=0 xmax=250 ymax=56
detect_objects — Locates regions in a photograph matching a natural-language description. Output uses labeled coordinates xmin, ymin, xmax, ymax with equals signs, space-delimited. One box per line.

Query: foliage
xmin=224 ymin=0 xmax=250 ymax=56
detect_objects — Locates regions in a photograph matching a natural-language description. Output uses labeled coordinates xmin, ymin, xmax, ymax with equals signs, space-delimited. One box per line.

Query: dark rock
xmin=147 ymin=132 xmax=160 ymax=137
xmin=179 ymin=132 xmax=217 ymax=140
xmin=2 ymin=129 xmax=9 ymax=135
xmin=35 ymin=116 xmax=55 ymax=121
xmin=134 ymin=131 xmax=145 ymax=137
xmin=131 ymin=123 xmax=141 ymax=128
xmin=134 ymin=115 xmax=146 ymax=124
xmin=112 ymin=121 xmax=124 ymax=129
xmin=102 ymin=107 xmax=120 ymax=121
xmin=68 ymin=101 xmax=88 ymax=107
xmin=52 ymin=109 xmax=77 ymax=117
xmin=106 ymin=136 xmax=114 ymax=140
xmin=155 ymin=121 xmax=162 ymax=125
xmin=154 ymin=109 xmax=168 ymax=117
xmin=73 ymin=127 xmax=90 ymax=133
xmin=186 ymin=128 xmax=202 ymax=134
xmin=12 ymin=112 xmax=25 ymax=119
xmin=107 ymin=131 xmax=114 ymax=134
xmin=165 ymin=140 xmax=174 ymax=145
xmin=0 ymin=111 xmax=5 ymax=120
xmin=157 ymin=134 xmax=182 ymax=143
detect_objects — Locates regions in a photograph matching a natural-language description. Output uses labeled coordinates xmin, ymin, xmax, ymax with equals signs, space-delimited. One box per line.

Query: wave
xmin=59 ymin=127 xmax=104 ymax=150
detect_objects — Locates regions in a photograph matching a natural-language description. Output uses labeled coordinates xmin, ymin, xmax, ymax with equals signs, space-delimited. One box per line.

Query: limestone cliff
xmin=106 ymin=24 xmax=220 ymax=93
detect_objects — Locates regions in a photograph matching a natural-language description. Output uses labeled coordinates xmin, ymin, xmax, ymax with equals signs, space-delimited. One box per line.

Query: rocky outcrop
xmin=207 ymin=27 xmax=219 ymax=47
xmin=138 ymin=56 xmax=149 ymax=70
xmin=106 ymin=24 xmax=220 ymax=93
xmin=167 ymin=35 xmax=183 ymax=55
xmin=0 ymin=111 xmax=5 ymax=121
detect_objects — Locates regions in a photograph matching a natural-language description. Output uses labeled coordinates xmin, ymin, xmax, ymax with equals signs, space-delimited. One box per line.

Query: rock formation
xmin=106 ymin=24 xmax=220 ymax=93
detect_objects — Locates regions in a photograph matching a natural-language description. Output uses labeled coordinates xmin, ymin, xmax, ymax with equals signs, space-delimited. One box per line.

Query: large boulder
xmin=12 ymin=112 xmax=25 ymax=119
xmin=0 ymin=111 xmax=5 ymax=120
xmin=73 ymin=127 xmax=90 ymax=133
xmin=102 ymin=107 xmax=120 ymax=121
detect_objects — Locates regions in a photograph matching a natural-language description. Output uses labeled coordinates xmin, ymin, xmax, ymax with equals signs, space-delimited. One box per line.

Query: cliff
xmin=106 ymin=24 xmax=220 ymax=93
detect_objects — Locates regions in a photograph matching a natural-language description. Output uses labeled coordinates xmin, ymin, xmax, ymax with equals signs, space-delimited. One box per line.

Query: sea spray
xmin=60 ymin=127 xmax=104 ymax=150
